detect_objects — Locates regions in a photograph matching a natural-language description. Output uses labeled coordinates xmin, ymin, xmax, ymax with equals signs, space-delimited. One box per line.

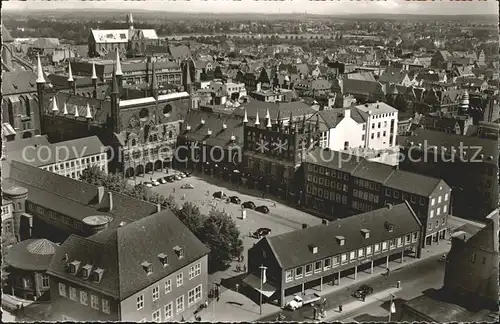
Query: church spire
xmin=151 ymin=61 xmax=158 ymax=99
xmin=67 ymin=61 xmax=74 ymax=82
xmin=127 ymin=12 xmax=134 ymax=31
xmin=36 ymin=54 xmax=45 ymax=83
xmin=115 ymin=48 xmax=123 ymax=76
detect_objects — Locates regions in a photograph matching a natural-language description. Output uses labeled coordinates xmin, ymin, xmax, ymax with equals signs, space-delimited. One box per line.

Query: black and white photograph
xmin=1 ymin=0 xmax=499 ymax=322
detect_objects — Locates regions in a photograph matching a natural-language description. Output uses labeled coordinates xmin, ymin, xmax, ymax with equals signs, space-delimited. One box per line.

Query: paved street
xmin=258 ymin=253 xmax=446 ymax=322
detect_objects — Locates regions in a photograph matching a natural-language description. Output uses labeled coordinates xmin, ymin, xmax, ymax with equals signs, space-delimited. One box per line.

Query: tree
xmin=160 ymin=194 xmax=179 ymax=212
xmin=199 ymin=209 xmax=244 ymax=272
xmin=80 ymin=166 xmax=127 ymax=192
xmin=177 ymin=202 xmax=204 ymax=236
xmin=1 ymin=234 xmax=15 ymax=289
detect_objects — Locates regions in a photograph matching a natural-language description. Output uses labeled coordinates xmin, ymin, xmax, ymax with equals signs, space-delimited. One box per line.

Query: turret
xmin=266 ymin=109 xmax=271 ymax=128
xmin=36 ymin=54 xmax=46 ymax=134
xmin=243 ymin=109 xmax=248 ymax=123
xmin=68 ymin=61 xmax=76 ymax=94
xmin=91 ymin=61 xmax=98 ymax=99
xmin=255 ymin=111 xmax=260 ymax=126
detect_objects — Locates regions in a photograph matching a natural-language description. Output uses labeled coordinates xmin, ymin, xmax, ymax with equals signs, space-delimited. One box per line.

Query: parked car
xmin=181 ymin=183 xmax=194 ymax=189
xmin=255 ymin=205 xmax=270 ymax=214
xmin=144 ymin=182 xmax=153 ymax=188
xmin=352 ymin=285 xmax=373 ymax=299
xmin=228 ymin=196 xmax=241 ymax=204
xmin=242 ymin=201 xmax=256 ymax=209
xmin=165 ymin=176 xmax=175 ymax=182
xmin=253 ymin=228 xmax=271 ymax=238
xmin=158 ymin=178 xmax=167 ymax=184
xmin=183 ymin=172 xmax=191 ymax=177
xmin=213 ymin=191 xmax=227 ymax=199
xmin=179 ymin=173 xmax=186 ymax=178
xmin=285 ymin=293 xmax=321 ymax=310
xmin=151 ymin=180 xmax=160 ymax=186
xmin=174 ymin=174 xmax=182 ymax=181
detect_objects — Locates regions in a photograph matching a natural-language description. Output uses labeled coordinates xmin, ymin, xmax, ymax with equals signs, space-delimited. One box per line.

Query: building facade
xmin=46 ymin=210 xmax=210 ymax=321
xmin=241 ymin=111 xmax=322 ymax=202
xmin=316 ymin=102 xmax=398 ymax=153
xmin=7 ymin=136 xmax=108 ymax=180
xmin=246 ymin=202 xmax=422 ymax=307
xmin=303 ymin=148 xmax=451 ymax=246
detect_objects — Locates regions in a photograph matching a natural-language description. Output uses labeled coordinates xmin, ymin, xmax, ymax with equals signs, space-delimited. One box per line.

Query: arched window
xmin=149 ymin=135 xmax=153 ymax=142
xmin=139 ymin=108 xmax=149 ymax=121
xmin=24 ymin=96 xmax=31 ymax=117
xmin=22 ymin=132 xmax=32 ymax=139
xmin=153 ymin=134 xmax=158 ymax=142
xmin=168 ymin=130 xmax=173 ymax=139
xmin=131 ymin=138 xmax=137 ymax=146
xmin=163 ymin=104 xmax=172 ymax=116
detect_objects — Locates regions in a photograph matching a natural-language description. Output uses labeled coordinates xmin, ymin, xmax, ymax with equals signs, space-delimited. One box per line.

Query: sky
xmin=2 ymin=0 xmax=498 ymax=15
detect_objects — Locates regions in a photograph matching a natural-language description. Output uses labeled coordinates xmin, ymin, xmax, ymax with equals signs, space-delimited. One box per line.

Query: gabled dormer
xmin=81 ymin=264 xmax=93 ymax=279
xmin=141 ymin=261 xmax=152 ymax=275
xmin=68 ymin=260 xmax=81 ymax=275
xmin=158 ymin=253 xmax=169 ymax=267
xmin=91 ymin=268 xmax=105 ymax=283
xmin=173 ymin=245 xmax=184 ymax=259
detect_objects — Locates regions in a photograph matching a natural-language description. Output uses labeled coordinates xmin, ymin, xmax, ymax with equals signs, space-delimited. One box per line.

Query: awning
xmin=2 ymin=123 xmax=16 ymax=136
xmin=242 ymin=274 xmax=276 ymax=298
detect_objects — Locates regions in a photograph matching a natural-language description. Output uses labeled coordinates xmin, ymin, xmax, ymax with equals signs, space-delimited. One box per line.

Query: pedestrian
xmin=339 ymin=304 xmax=343 ymax=312
xmin=173 ymin=188 xmax=176 ymax=193
xmin=262 ymin=192 xmax=265 ymax=198
xmin=204 ymin=300 xmax=209 ymax=308
xmin=249 ymin=230 xmax=252 ymax=237
xmin=362 ymin=295 xmax=366 ymax=302
xmin=243 ymin=264 xmax=246 ymax=272
xmin=241 ymin=255 xmax=245 ymax=262
xmin=386 ymin=267 xmax=390 ymax=276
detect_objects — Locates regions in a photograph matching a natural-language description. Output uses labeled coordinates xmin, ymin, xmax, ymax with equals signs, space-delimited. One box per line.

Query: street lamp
xmin=388 ymin=293 xmax=396 ymax=322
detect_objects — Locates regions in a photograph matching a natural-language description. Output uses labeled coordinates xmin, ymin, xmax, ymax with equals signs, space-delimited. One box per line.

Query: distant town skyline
xmin=2 ymin=0 xmax=497 ymax=16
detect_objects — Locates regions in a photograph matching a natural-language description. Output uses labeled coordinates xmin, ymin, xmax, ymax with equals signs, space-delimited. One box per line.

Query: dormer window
xmin=141 ymin=261 xmax=152 ymax=275
xmin=308 ymin=244 xmax=318 ymax=254
xmin=384 ymin=221 xmax=395 ymax=232
xmin=92 ymin=268 xmax=105 ymax=283
xmin=173 ymin=246 xmax=184 ymax=259
xmin=69 ymin=260 xmax=81 ymax=274
xmin=81 ymin=264 xmax=93 ymax=279
xmin=336 ymin=236 xmax=345 ymax=246
xmin=361 ymin=229 xmax=370 ymax=239
xmin=158 ymin=253 xmax=168 ymax=267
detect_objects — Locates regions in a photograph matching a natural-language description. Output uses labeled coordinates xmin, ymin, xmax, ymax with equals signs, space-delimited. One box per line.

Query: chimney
xmin=344 ymin=108 xmax=351 ymax=119
xmin=97 ymin=186 xmax=105 ymax=203
xmin=108 ymin=192 xmax=113 ymax=211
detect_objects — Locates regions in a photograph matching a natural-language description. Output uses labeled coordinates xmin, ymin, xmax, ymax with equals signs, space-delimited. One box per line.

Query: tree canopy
xmin=177 ymin=202 xmax=204 ymax=236
xmin=199 ymin=209 xmax=244 ymax=271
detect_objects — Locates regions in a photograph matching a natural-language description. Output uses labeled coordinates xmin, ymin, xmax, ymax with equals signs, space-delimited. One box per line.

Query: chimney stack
xmin=108 ymin=192 xmax=113 ymax=211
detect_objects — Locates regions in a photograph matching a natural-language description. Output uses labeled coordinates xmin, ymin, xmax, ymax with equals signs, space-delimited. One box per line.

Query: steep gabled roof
xmin=47 ymin=209 xmax=210 ymax=300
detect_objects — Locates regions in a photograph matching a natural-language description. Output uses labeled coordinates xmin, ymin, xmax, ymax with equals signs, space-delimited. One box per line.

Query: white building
xmin=209 ymin=80 xmax=247 ymax=101
xmin=6 ymin=136 xmax=108 ymax=180
xmin=316 ymin=102 xmax=399 ymax=154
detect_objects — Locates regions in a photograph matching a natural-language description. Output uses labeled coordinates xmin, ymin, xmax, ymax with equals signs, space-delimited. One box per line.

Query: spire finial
xmin=51 ymin=96 xmax=59 ymax=112
xmin=115 ymin=49 xmax=123 ymax=76
xmin=243 ymin=109 xmax=248 ymax=123
xmin=85 ymin=103 xmax=93 ymax=119
xmin=63 ymin=102 xmax=68 ymax=115
xmin=74 ymin=105 xmax=79 ymax=118
xmin=91 ymin=61 xmax=97 ymax=80
xmin=266 ymin=115 xmax=272 ymax=128
xmin=36 ymin=54 xmax=46 ymax=83
xmin=67 ymin=61 xmax=74 ymax=82
xmin=255 ymin=111 xmax=260 ymax=126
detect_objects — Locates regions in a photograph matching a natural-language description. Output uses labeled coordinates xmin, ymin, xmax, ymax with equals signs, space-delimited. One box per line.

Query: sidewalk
xmin=324 ymin=287 xmax=400 ymax=322
xmin=201 ymin=240 xmax=451 ymax=322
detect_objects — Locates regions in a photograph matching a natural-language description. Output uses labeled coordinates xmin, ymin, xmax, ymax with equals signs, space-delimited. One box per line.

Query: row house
xmin=46 ymin=209 xmax=210 ymax=321
xmin=247 ymin=202 xmax=422 ymax=307
xmin=303 ymin=148 xmax=451 ymax=247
